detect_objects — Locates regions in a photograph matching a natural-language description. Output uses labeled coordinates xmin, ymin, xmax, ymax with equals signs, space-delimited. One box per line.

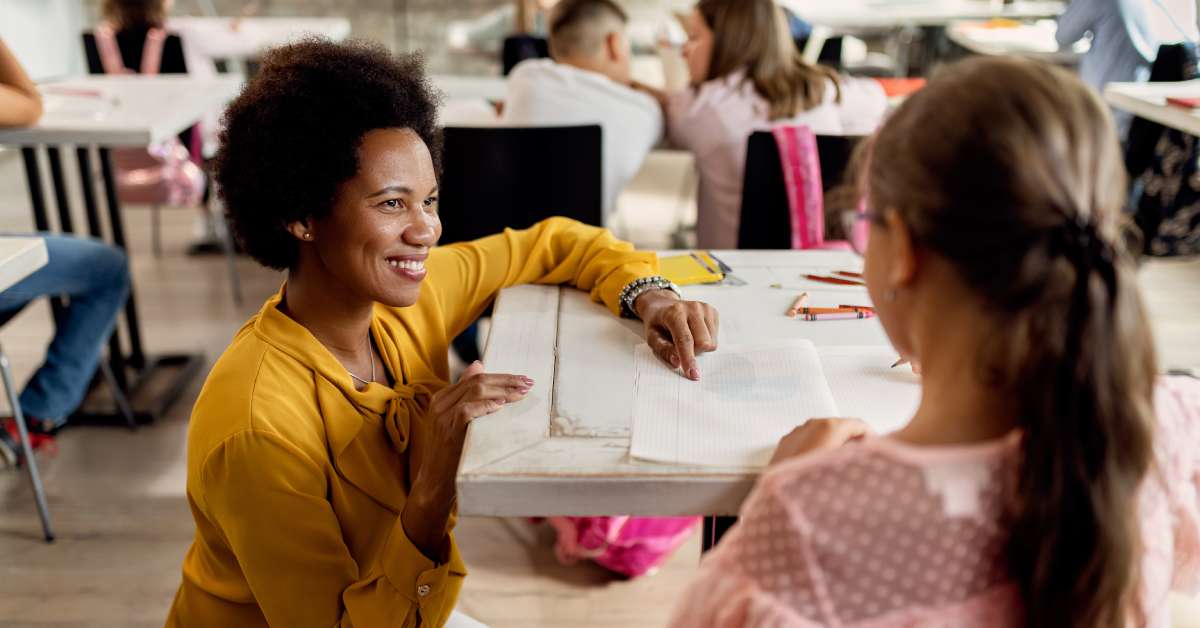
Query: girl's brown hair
xmin=101 ymin=0 xmax=167 ymax=30
xmin=695 ymin=0 xmax=840 ymax=120
xmin=867 ymin=56 xmax=1156 ymax=626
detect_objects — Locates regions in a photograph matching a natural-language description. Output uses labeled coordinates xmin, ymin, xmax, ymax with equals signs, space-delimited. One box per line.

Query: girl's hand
xmin=769 ymin=418 xmax=871 ymax=466
xmin=402 ymin=361 xmax=532 ymax=557
xmin=634 ymin=289 xmax=719 ymax=380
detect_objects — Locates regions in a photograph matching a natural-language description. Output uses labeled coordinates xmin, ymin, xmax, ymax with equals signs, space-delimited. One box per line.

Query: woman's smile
xmin=385 ymin=254 xmax=427 ymax=282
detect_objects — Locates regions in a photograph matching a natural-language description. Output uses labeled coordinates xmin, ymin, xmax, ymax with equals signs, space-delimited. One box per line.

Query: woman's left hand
xmin=634 ymin=289 xmax=719 ymax=380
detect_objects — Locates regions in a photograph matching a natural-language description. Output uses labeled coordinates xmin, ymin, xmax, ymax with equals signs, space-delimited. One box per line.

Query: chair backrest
xmin=82 ymin=30 xmax=188 ymax=76
xmin=438 ymin=125 xmax=603 ymax=245
xmin=502 ymin=35 xmax=550 ymax=76
xmin=738 ymin=131 xmax=865 ymax=249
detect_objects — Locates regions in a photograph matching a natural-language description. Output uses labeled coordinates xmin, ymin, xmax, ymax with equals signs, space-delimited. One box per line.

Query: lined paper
xmin=630 ymin=341 xmax=838 ymax=467
xmin=629 ymin=343 xmax=923 ymax=468
xmin=817 ymin=346 xmax=921 ymax=434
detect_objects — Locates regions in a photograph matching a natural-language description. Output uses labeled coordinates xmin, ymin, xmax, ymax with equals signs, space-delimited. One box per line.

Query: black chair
xmin=438 ymin=125 xmax=604 ymax=244
xmin=502 ymin=34 xmax=550 ymax=76
xmin=794 ymin=35 xmax=844 ymax=72
xmin=82 ymin=29 xmax=189 ymax=76
xmin=737 ymin=132 xmax=865 ymax=249
xmin=439 ymin=125 xmax=603 ymax=361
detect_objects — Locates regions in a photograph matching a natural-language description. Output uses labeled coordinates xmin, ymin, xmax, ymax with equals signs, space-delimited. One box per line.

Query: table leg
xmin=97 ymin=147 xmax=146 ymax=369
xmin=86 ymin=146 xmax=203 ymax=422
xmin=46 ymin=148 xmax=74 ymax=233
xmin=701 ymin=515 xmax=737 ymax=552
xmin=20 ymin=148 xmax=51 ymax=232
xmin=21 ymin=147 xmax=68 ymax=327
xmin=74 ymin=147 xmax=105 ymax=238
xmin=76 ymin=147 xmax=128 ymax=391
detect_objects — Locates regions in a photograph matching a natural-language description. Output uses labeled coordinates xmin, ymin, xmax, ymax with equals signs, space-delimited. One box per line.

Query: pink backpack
xmin=93 ymin=22 xmax=205 ymax=207
xmin=772 ymin=124 xmax=852 ymax=251
xmin=543 ymin=516 xmax=699 ymax=578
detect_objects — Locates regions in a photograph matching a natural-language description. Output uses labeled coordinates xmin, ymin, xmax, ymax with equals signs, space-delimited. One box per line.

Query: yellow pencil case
xmin=659 ymin=251 xmax=726 ymax=286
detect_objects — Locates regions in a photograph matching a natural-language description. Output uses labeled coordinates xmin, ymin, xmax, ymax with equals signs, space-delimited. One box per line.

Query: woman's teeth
xmin=387 ymin=259 xmax=424 ymax=271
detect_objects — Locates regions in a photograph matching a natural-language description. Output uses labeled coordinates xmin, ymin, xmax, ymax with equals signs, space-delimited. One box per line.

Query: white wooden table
xmin=0 ymin=76 xmax=240 ymax=421
xmin=0 ymin=238 xmax=48 ymax=293
xmin=947 ymin=19 xmax=1087 ymax=63
xmin=458 ymin=250 xmax=892 ymax=518
xmin=458 ymin=250 xmax=1200 ymax=518
xmin=781 ymin=0 xmax=1064 ymax=30
xmin=1105 ymin=80 xmax=1200 ymax=137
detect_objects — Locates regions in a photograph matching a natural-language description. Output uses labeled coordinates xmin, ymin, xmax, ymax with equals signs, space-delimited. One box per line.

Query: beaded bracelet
xmin=619 ymin=275 xmax=681 ymax=319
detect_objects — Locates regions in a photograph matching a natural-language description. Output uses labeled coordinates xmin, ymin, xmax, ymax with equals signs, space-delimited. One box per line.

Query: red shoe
xmin=3 ymin=420 xmax=58 ymax=460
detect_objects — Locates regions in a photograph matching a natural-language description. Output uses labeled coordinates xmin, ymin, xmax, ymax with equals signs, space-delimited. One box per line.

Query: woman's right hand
xmin=402 ymin=361 xmax=532 ymax=558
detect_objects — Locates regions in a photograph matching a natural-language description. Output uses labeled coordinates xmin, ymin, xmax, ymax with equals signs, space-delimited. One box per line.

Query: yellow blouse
xmin=166 ymin=218 xmax=657 ymax=627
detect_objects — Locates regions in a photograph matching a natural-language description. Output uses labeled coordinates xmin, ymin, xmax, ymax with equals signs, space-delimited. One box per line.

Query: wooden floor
xmin=0 ymin=150 xmax=701 ymax=627
xmin=0 ymin=149 xmax=1198 ymax=627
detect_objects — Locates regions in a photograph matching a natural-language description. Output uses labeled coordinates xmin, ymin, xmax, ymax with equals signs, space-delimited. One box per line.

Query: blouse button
xmin=417 ymin=584 xmax=432 ymax=597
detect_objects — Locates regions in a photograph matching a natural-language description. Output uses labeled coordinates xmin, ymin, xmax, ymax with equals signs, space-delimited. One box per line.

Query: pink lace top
xmin=670 ymin=378 xmax=1200 ymax=627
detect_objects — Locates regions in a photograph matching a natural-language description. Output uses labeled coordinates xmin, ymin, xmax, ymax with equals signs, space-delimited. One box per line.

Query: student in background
xmin=0 ymin=38 xmax=131 ymax=465
xmin=91 ymin=0 xmax=219 ymax=255
xmin=640 ymin=0 xmax=886 ymax=250
xmin=1056 ymin=0 xmax=1199 ymax=137
xmin=503 ymin=0 xmax=662 ymax=226
xmin=669 ymin=56 xmax=1200 ymax=626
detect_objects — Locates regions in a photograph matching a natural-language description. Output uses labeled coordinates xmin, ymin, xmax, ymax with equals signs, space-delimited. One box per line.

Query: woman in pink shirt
xmin=670 ymin=56 xmax=1200 ymax=627
xmin=645 ymin=0 xmax=886 ymax=249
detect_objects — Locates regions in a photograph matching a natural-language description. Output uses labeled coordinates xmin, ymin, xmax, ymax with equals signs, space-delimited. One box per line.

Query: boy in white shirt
xmin=503 ymin=0 xmax=663 ymax=225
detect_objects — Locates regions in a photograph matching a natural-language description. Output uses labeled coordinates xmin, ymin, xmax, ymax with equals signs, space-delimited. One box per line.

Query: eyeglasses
xmin=838 ymin=204 xmax=879 ymax=257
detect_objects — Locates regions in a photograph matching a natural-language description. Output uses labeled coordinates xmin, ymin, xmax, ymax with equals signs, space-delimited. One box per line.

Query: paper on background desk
xmin=630 ymin=341 xmax=921 ymax=467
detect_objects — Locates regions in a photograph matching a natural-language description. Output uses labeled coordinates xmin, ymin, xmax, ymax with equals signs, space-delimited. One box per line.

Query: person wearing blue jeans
xmin=0 ymin=235 xmax=130 ymax=465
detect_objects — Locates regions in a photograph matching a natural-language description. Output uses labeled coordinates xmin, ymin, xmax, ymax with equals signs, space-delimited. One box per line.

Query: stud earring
xmin=303 ymin=232 xmax=312 ymax=240
xmin=884 ymin=289 xmax=897 ymax=302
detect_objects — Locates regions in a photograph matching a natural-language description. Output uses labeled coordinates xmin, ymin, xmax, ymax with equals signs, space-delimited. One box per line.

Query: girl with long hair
xmin=669 ymin=56 xmax=1200 ymax=627
xmin=643 ymin=0 xmax=887 ymax=249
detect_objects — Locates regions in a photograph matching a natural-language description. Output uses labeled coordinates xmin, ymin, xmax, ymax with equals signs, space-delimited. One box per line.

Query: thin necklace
xmin=347 ymin=331 xmax=375 ymax=387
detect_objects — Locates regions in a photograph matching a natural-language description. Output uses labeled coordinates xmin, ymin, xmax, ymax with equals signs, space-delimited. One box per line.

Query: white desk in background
xmin=0 ymin=75 xmax=242 ymax=423
xmin=432 ymin=47 xmax=679 ymax=103
xmin=171 ymin=16 xmax=352 ymax=62
xmin=0 ymin=76 xmax=240 ymax=146
xmin=458 ymin=250 xmax=1200 ymax=522
xmin=431 ymin=74 xmax=508 ymax=102
xmin=947 ymin=19 xmax=1088 ymax=64
xmin=1105 ymin=80 xmax=1200 ymax=137
xmin=782 ymin=0 xmax=1065 ymax=30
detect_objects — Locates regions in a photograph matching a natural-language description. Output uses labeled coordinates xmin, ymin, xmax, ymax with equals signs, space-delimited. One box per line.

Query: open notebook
xmin=629 ymin=341 xmax=920 ymax=468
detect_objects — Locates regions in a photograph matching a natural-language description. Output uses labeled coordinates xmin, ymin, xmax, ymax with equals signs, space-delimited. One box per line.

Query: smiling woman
xmin=165 ymin=39 xmax=719 ymax=628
